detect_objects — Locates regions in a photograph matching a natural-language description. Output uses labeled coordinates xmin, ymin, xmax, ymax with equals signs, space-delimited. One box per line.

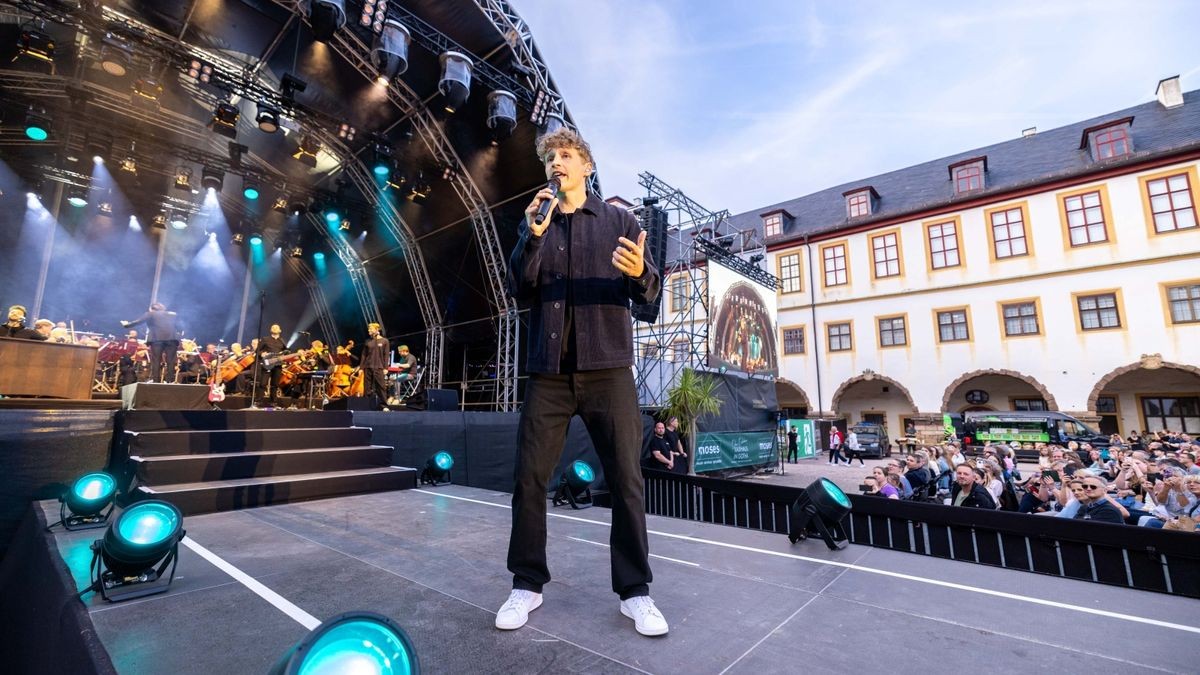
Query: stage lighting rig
xmin=242 ymin=178 xmax=260 ymax=200
xmin=174 ymin=166 xmax=193 ymax=191
xmin=132 ymin=75 xmax=163 ymax=102
xmin=553 ymin=460 xmax=596 ymax=510
xmin=210 ymin=101 xmax=240 ymax=139
xmin=541 ymin=112 xmax=565 ymax=136
xmin=486 ymin=90 xmax=517 ymax=144
xmin=256 ymin=101 xmax=281 ymax=133
xmin=23 ymin=109 xmax=50 ymax=142
xmin=407 ymin=173 xmax=431 ymax=204
xmin=292 ymin=134 xmax=321 ymax=167
xmin=749 ymin=253 xmax=765 ymax=264
xmin=370 ymin=141 xmax=393 ymax=177
xmin=249 ymin=232 xmax=264 ymax=245
xmin=231 ymin=232 xmax=245 ymax=246
xmin=187 ymin=59 xmax=213 ymax=83
xmin=336 ymin=122 xmax=356 ymax=142
xmin=420 ymin=451 xmax=454 ymax=486
xmin=694 ymin=236 xmax=782 ymax=290
xmin=289 ymin=245 xmax=304 ymax=258
xmin=359 ymin=0 xmax=389 ymax=32
xmin=201 ymin=166 xmax=224 ymax=192
xmin=438 ymin=51 xmax=473 ymax=113
xmin=99 ymin=33 xmax=132 ymax=77
xmin=372 ymin=18 xmax=411 ymax=82
xmin=309 ymin=0 xmax=347 ymax=43
xmin=268 ymin=611 xmax=419 ymax=675
xmin=83 ymin=499 xmax=185 ymax=602
xmin=47 ymin=472 xmax=117 ymax=531
xmin=273 ymin=195 xmax=289 ymax=213
xmin=788 ymin=478 xmax=852 ymax=550
xmin=339 ymin=218 xmax=351 ymax=231
xmin=17 ymin=25 xmax=55 ymax=64
xmin=152 ymin=212 xmax=167 ymax=229
xmin=170 ymin=213 xmax=188 ymax=229
xmin=281 ymin=73 xmax=308 ymax=101
xmin=67 ymin=185 xmax=89 ymax=207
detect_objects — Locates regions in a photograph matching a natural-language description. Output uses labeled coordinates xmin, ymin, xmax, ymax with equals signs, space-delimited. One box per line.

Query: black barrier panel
xmin=640 ymin=468 xmax=1200 ymax=598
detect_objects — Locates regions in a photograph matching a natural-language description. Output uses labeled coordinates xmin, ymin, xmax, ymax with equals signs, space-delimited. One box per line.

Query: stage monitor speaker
xmin=406 ymin=388 xmax=458 ymax=411
xmin=323 ymin=396 xmax=378 ymax=411
xmin=631 ymin=203 xmax=669 ymax=324
xmin=120 ymin=383 xmax=210 ymax=410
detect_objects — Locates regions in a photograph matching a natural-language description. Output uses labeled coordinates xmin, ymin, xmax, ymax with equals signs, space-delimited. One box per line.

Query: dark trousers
xmin=507 ymin=368 xmax=652 ymax=599
xmin=260 ymin=366 xmax=282 ymax=400
xmin=828 ymin=443 xmax=845 ymax=464
xmin=787 ymin=443 xmax=798 ymax=462
xmin=364 ymin=367 xmax=388 ymax=404
xmin=148 ymin=340 xmax=178 ymax=383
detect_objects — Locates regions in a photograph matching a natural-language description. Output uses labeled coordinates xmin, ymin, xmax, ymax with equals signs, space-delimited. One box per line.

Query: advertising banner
xmin=786 ymin=419 xmax=818 ymax=459
xmin=694 ymin=431 xmax=777 ymax=472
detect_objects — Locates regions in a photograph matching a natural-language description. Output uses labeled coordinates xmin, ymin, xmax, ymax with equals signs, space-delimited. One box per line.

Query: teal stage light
xmin=313 ymin=252 xmax=325 ymax=260
xmin=50 ymin=471 xmax=117 ymax=531
xmin=67 ymin=185 xmax=89 ymax=207
xmin=249 ymin=233 xmax=264 ymax=245
xmin=85 ymin=499 xmax=185 ymax=601
xmin=25 ymin=120 xmax=49 ymax=141
xmin=420 ymin=451 xmax=453 ymax=486
xmin=324 ymin=209 xmax=341 ymax=225
xmin=243 ymin=182 xmax=260 ymax=200
xmin=553 ymin=459 xmax=595 ymax=510
xmin=269 ymin=611 xmax=419 ymax=675
xmin=787 ymin=477 xmax=851 ymax=550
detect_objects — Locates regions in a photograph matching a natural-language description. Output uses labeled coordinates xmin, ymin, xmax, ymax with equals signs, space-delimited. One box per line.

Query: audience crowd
xmin=860 ymin=430 xmax=1200 ymax=532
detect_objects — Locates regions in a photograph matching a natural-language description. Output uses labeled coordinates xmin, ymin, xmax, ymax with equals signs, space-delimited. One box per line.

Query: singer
xmin=496 ymin=128 xmax=666 ymax=636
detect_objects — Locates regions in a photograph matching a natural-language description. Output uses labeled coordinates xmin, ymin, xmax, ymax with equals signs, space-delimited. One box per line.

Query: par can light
xmin=553 ymin=460 xmax=595 ymax=510
xmin=787 ymin=477 xmax=851 ymax=550
xmin=268 ymin=611 xmax=419 ymax=675
xmin=85 ymin=499 xmax=185 ymax=602
xmin=420 ymin=451 xmax=454 ymax=486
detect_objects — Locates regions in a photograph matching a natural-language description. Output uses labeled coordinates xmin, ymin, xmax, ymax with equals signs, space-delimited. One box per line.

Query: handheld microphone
xmin=533 ymin=177 xmax=560 ymax=225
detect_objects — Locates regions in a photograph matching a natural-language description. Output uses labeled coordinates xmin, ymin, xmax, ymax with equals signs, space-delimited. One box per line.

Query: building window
xmin=1166 ymin=283 xmax=1200 ymax=324
xmin=937 ymin=309 xmax=969 ymax=342
xmin=641 ymin=342 xmax=660 ymax=360
xmin=1147 ymin=173 xmax=1197 ymax=233
xmin=1064 ymin=190 xmax=1109 ymax=245
xmin=1141 ymin=396 xmax=1200 ymax=434
xmin=1002 ymin=302 xmax=1040 ymax=336
xmin=1094 ymin=126 xmax=1130 ymax=160
xmin=763 ymin=214 xmax=782 ymax=238
xmin=670 ymin=275 xmax=687 ymax=312
xmin=990 ymin=207 xmax=1028 ymax=258
xmin=954 ymin=164 xmax=982 ymax=193
xmin=827 ymin=323 xmax=852 ymax=352
xmin=783 ymin=327 xmax=805 ymax=354
xmin=1077 ymin=293 xmax=1121 ymax=330
xmin=927 ymin=221 xmax=960 ymax=269
xmin=870 ymin=232 xmax=901 ymax=279
xmin=847 ymin=192 xmax=870 ymax=218
xmin=1012 ymin=398 xmax=1048 ymax=411
xmin=822 ymin=244 xmax=848 ymax=287
xmin=1096 ymin=396 xmax=1118 ymax=414
xmin=670 ymin=339 xmax=689 ymax=362
xmin=779 ymin=253 xmax=802 ymax=293
xmin=878 ymin=316 xmax=907 ymax=347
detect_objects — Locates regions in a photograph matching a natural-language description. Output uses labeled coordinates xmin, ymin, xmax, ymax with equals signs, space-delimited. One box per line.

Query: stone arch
xmin=831 ymin=371 xmax=917 ymax=413
xmin=941 ymin=369 xmax=1058 ymax=412
xmin=775 ymin=378 xmax=811 ymax=409
xmin=1087 ymin=357 xmax=1200 ymax=412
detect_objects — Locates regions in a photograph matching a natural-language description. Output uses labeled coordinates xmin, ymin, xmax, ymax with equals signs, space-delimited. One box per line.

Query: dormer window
xmin=948 ymin=156 xmax=987 ymax=194
xmin=843 ymin=187 xmax=878 ymax=219
xmin=1080 ymin=117 xmax=1133 ymax=162
xmin=759 ymin=208 xmax=793 ymax=238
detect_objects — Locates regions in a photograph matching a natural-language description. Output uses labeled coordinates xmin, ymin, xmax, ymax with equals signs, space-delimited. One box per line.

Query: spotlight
xmin=98 ymin=33 xmax=132 ymax=77
xmin=370 ymin=142 xmax=393 ymax=177
xmin=787 ymin=478 xmax=852 ymax=550
xmin=407 ymin=173 xmax=431 ymax=205
xmin=308 ymin=0 xmax=347 ymax=43
xmin=292 ymin=134 xmax=320 ymax=167
xmin=17 ymin=27 xmax=55 ymax=63
xmin=438 ymin=51 xmax=473 ymax=113
xmin=210 ymin=101 xmax=240 ymax=139
xmin=281 ymin=73 xmax=308 ymax=100
xmin=50 ymin=471 xmax=117 ymax=531
xmin=385 ymin=170 xmax=408 ymax=192
xmin=359 ymin=0 xmax=389 ymax=30
xmin=372 ymin=19 xmax=411 ymax=80
xmin=187 ymin=58 xmax=212 ymax=84
xmin=128 ymin=215 xmax=140 ymax=231
xmin=289 ymin=245 xmax=303 ymax=258
xmin=255 ymin=101 xmax=280 ymax=133
xmin=93 ymin=155 xmax=105 ymax=165
xmin=267 ymin=611 xmax=419 ymax=675
xmin=273 ymin=195 xmax=289 ymax=213
xmin=170 ymin=215 xmax=188 ymax=229
xmin=749 ymin=253 xmax=765 ymax=264
xmin=67 ymin=185 xmax=89 ymax=207
xmin=98 ymin=200 xmax=113 ymax=215
xmin=174 ymin=166 xmax=193 ymax=191
xmin=553 ymin=460 xmax=596 ymax=510
xmin=337 ymin=122 xmax=356 ymax=141
xmin=323 ymin=206 xmax=341 ymax=225
xmin=231 ymin=232 xmax=245 ymax=246
xmin=24 ymin=110 xmax=50 ymax=141
xmin=132 ymin=75 xmax=162 ymax=101
xmin=242 ymin=178 xmax=260 ymax=200
xmin=541 ymin=112 xmax=565 ymax=136
xmin=84 ymin=499 xmax=185 ymax=602
xmin=339 ymin=218 xmax=351 ymax=231
xmin=201 ymin=166 xmax=224 ymax=192
xmin=486 ymin=90 xmax=517 ymax=144
xmin=288 ymin=197 xmax=307 ymax=216
xmin=152 ymin=212 xmax=167 ymax=229
xmin=313 ymin=251 xmax=325 ymax=261
xmin=249 ymin=232 xmax=264 ymax=245
xmin=120 ymin=156 xmax=137 ymax=174
xmin=420 ymin=451 xmax=454 ymax=486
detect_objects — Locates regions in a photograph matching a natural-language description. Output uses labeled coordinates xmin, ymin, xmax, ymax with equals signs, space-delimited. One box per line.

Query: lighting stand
xmin=46 ymin=500 xmax=115 ymax=532
xmin=552 ymin=480 xmax=593 ymax=510
xmin=787 ymin=494 xmax=848 ymax=550
xmin=419 ymin=468 xmax=451 ymax=486
xmin=83 ymin=539 xmax=182 ymax=602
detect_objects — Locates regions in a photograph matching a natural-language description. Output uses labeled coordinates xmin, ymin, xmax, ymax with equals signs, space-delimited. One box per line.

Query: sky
xmin=515 ymin=0 xmax=1200 ymax=216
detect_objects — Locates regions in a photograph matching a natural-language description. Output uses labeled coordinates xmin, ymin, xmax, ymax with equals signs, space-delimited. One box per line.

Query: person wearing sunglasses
xmin=1073 ymin=477 xmax=1125 ymax=524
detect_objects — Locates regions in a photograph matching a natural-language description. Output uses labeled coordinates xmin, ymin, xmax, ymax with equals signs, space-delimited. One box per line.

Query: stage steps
xmin=117 ymin=410 xmax=415 ymax=516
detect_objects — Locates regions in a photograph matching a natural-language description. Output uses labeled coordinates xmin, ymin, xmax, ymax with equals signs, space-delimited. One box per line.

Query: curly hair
xmin=535 ymin=127 xmax=594 ymax=167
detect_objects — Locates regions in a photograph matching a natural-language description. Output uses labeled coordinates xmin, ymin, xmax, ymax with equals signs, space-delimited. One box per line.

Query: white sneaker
xmin=495 ymin=589 xmax=542 ymax=630
xmin=620 ymin=596 xmax=669 ymax=636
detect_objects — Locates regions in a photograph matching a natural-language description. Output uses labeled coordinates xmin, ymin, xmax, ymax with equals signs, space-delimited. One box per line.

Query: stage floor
xmin=43 ymin=487 xmax=1199 ymax=674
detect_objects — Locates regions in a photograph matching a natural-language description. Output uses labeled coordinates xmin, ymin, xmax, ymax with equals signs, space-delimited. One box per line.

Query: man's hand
xmin=612 ymin=230 xmax=647 ymax=277
xmin=523 ymin=187 xmax=558 ymax=237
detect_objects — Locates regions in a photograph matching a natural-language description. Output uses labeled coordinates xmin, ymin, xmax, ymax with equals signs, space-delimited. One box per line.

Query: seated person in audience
xmin=1073 ymin=475 xmax=1125 ymax=524
xmin=1055 ymin=478 xmax=1086 ymax=519
xmin=949 ymin=463 xmax=996 ymax=509
xmin=1143 ymin=471 xmax=1198 ymax=528
xmin=1181 ymin=451 xmax=1200 ymax=476
xmin=904 ymin=451 xmax=932 ymax=492
xmin=1019 ymin=473 xmax=1056 ymax=513
xmin=864 ymin=466 xmax=899 ymax=499
xmin=885 ymin=458 xmax=913 ymax=499
xmin=1158 ymin=476 xmax=1200 ymax=531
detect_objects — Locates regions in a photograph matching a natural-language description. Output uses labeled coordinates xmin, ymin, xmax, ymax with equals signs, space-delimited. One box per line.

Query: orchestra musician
xmin=307 ymin=340 xmax=334 ymax=371
xmin=122 ymin=303 xmax=180 ymax=383
xmin=3 ymin=305 xmax=46 ymax=340
xmin=32 ymin=319 xmax=54 ymax=340
xmin=117 ymin=329 xmax=145 ymax=387
xmin=361 ymin=324 xmax=389 ymax=407
xmin=50 ymin=321 xmax=71 ymax=343
xmin=257 ymin=324 xmax=287 ymax=404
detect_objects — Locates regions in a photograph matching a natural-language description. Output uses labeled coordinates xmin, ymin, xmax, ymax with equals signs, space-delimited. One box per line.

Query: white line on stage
xmin=181 ymin=536 xmax=320 ymax=630
xmin=412 ymin=489 xmax=1200 ymax=636
xmin=566 ymin=535 xmax=701 ymax=567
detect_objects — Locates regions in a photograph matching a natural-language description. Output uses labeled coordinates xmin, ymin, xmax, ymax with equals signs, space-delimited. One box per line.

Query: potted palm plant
xmin=663 ymin=368 xmax=723 ymax=475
